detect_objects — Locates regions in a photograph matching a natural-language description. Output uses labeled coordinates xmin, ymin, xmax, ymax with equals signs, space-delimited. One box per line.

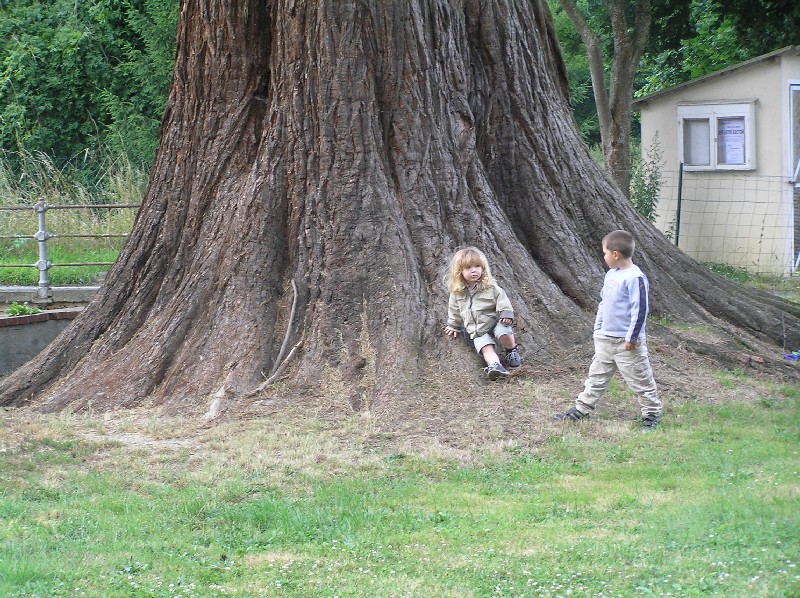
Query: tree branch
xmin=557 ymin=0 xmax=612 ymax=149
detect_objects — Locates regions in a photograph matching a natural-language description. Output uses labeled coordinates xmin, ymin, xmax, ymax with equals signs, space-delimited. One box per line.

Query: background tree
xmin=2 ymin=0 xmax=799 ymax=415
xmin=639 ymin=0 xmax=800 ymax=95
xmin=546 ymin=0 xmax=600 ymax=146
xmin=99 ymin=0 xmax=180 ymax=167
xmin=556 ymin=0 xmax=652 ymax=198
xmin=551 ymin=0 xmax=800 ymax=197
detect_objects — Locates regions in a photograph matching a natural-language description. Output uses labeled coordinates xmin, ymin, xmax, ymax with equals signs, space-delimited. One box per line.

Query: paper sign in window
xmin=717 ymin=117 xmax=745 ymax=165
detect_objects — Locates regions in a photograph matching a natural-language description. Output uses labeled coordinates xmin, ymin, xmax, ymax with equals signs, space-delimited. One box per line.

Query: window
xmin=678 ymin=102 xmax=755 ymax=171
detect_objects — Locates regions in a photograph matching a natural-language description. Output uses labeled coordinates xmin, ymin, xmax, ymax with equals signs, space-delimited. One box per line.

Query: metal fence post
xmin=33 ymin=199 xmax=53 ymax=303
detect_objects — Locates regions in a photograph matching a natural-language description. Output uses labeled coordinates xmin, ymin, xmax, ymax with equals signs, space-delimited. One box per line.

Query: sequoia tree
xmin=2 ymin=0 xmax=799 ymax=414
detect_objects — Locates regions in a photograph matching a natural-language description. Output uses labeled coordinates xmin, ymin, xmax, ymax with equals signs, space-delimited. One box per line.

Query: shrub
xmin=630 ymin=134 xmax=664 ymax=223
xmin=5 ymin=301 xmax=41 ymax=316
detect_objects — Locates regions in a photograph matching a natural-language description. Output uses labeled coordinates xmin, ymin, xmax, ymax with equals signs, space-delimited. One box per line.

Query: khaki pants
xmin=576 ymin=336 xmax=661 ymax=417
xmin=472 ymin=321 xmax=515 ymax=352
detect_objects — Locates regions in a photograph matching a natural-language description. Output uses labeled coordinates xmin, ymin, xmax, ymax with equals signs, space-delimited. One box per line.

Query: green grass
xmin=0 ymin=200 xmax=132 ymax=286
xmin=0 ymin=246 xmax=122 ymax=286
xmin=704 ymin=262 xmax=800 ymax=297
xmin=715 ymin=367 xmax=748 ymax=389
xmin=0 ymin=149 xmax=141 ymax=286
xmin=1 ymin=396 xmax=798 ymax=597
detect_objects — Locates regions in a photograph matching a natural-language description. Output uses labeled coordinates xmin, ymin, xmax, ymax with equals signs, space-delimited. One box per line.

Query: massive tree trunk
xmin=2 ymin=0 xmax=799 ymax=414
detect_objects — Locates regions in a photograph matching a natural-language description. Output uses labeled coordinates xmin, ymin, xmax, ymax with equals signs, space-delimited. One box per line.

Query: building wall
xmin=654 ymin=171 xmax=791 ymax=274
xmin=638 ymin=55 xmax=800 ymax=275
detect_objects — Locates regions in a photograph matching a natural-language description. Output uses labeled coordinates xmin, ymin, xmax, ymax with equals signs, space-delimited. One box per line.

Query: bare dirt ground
xmin=1 ymin=312 xmax=796 ymax=470
xmin=218 ymin=323 xmax=796 ymax=458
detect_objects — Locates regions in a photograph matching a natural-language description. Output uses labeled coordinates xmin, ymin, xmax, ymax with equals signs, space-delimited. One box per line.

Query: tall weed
xmin=630 ymin=134 xmax=664 ymax=223
xmin=0 ymin=150 xmax=145 ymax=284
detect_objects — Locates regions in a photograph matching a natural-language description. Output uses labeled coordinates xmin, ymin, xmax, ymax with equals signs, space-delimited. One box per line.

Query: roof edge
xmin=632 ymin=45 xmax=800 ymax=109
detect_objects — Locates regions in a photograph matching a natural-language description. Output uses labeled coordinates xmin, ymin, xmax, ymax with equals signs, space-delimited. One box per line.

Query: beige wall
xmin=653 ymin=172 xmax=791 ymax=274
xmin=637 ymin=54 xmax=800 ymax=275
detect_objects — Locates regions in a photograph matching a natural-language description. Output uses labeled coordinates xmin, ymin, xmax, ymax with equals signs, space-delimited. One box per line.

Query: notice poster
xmin=717 ymin=117 xmax=745 ymax=164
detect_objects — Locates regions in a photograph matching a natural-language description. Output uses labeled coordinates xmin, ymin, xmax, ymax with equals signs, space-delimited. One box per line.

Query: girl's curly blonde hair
xmin=446 ymin=246 xmax=493 ymax=294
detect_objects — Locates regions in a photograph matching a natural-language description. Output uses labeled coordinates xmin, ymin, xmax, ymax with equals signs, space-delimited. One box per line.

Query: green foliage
xmin=100 ymin=0 xmax=179 ymax=167
xmin=716 ymin=0 xmax=800 ymax=56
xmin=680 ymin=1 xmax=749 ymax=79
xmin=546 ymin=0 xmax=602 ymax=145
xmin=1 ymin=0 xmax=116 ymax=159
xmin=4 ymin=301 xmax=40 ymax=316
xmin=704 ymin=262 xmax=754 ymax=284
xmin=0 ymin=151 xmax=140 ymax=285
xmin=587 ymin=142 xmax=604 ymax=166
xmin=629 ymin=133 xmax=663 ymax=222
xmin=0 ymin=1 xmax=103 ymax=159
xmin=638 ymin=0 xmax=799 ymax=96
xmin=0 ymin=0 xmax=178 ymax=172
xmin=664 ymin=217 xmax=678 ymax=244
xmin=0 ymin=147 xmax=147 ymax=206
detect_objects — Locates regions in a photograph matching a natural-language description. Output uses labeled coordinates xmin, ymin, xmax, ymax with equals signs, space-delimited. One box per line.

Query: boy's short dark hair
xmin=603 ymin=230 xmax=635 ymax=258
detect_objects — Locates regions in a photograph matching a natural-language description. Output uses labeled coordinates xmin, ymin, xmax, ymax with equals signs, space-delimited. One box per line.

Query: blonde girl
xmin=443 ymin=247 xmax=521 ymax=380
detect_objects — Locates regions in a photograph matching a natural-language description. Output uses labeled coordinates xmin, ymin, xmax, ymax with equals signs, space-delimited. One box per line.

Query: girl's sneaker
xmin=484 ymin=362 xmax=510 ymax=380
xmin=504 ymin=346 xmax=522 ymax=368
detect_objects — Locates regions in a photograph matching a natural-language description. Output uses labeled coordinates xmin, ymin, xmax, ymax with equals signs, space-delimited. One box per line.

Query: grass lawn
xmin=0 ymin=247 xmax=120 ymax=286
xmin=1 ymin=386 xmax=798 ymax=597
xmin=0 ymin=198 xmax=133 ymax=286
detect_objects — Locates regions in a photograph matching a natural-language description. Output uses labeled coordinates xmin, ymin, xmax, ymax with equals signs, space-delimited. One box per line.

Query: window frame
xmin=790 ymin=82 xmax=800 ymax=183
xmin=677 ymin=101 xmax=756 ymax=172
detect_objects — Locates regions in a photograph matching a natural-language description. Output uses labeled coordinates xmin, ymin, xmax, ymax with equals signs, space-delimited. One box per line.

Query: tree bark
xmin=2 ymin=0 xmax=799 ymax=414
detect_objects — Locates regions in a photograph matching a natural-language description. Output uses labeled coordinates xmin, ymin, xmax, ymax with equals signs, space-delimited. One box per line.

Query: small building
xmin=634 ymin=46 xmax=800 ymax=275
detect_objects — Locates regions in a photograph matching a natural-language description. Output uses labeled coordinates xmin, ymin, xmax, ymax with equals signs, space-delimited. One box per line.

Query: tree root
xmin=204 ymin=280 xmax=302 ymax=419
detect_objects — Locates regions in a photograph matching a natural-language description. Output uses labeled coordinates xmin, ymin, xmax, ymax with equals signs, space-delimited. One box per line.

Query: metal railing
xmin=0 ymin=200 xmax=140 ymax=302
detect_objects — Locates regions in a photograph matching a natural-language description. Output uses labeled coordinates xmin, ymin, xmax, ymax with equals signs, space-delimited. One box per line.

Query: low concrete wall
xmin=0 ymin=285 xmax=99 ymax=304
xmin=0 ymin=308 xmax=83 ymax=375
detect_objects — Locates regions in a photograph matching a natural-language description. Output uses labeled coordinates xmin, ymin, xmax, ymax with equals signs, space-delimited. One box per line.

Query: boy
xmin=554 ymin=230 xmax=661 ymax=430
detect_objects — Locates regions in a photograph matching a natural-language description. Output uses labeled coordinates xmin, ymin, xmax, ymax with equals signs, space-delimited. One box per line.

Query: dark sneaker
xmin=641 ymin=413 xmax=660 ymax=430
xmin=504 ymin=346 xmax=522 ymax=368
xmin=484 ymin=362 xmax=510 ymax=380
xmin=553 ymin=407 xmax=586 ymax=421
